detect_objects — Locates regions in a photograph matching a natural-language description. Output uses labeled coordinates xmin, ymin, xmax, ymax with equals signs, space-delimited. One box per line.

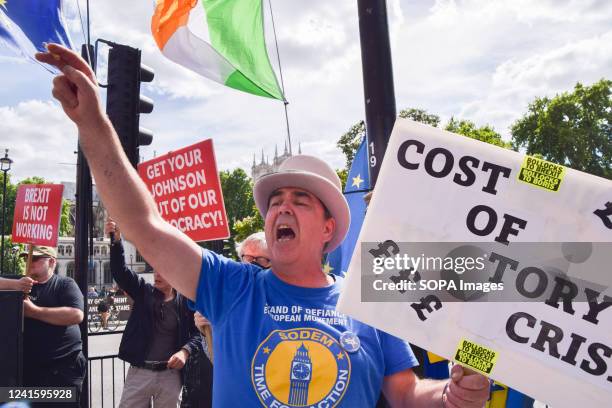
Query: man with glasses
xmin=237 ymin=231 xmax=271 ymax=268
xmin=21 ymin=245 xmax=85 ymax=407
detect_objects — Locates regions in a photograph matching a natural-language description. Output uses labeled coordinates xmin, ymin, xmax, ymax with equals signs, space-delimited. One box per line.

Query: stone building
xmin=54 ymin=182 xmax=147 ymax=288
xmin=251 ymin=141 xmax=300 ymax=180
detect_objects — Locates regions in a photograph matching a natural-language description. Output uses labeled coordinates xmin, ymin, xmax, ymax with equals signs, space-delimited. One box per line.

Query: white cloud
xmin=0 ymin=101 xmax=78 ymax=182
xmin=463 ymin=31 xmax=612 ymax=137
xmin=393 ymin=0 xmax=611 ymax=136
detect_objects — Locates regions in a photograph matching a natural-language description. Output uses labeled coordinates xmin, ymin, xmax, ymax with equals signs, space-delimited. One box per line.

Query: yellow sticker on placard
xmin=518 ymin=156 xmax=565 ymax=192
xmin=454 ymin=338 xmax=498 ymax=375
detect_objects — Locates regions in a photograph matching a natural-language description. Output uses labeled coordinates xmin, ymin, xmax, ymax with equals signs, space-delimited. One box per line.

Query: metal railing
xmin=87 ymin=328 xmax=126 ymax=408
xmin=88 ymin=353 xmax=127 ymax=408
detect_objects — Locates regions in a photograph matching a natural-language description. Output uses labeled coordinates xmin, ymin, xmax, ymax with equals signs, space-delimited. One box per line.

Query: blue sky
xmin=0 ymin=0 xmax=610 ymax=183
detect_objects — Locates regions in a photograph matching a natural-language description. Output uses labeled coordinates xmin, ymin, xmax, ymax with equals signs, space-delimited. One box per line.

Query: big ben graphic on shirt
xmin=251 ymin=328 xmax=352 ymax=407
xmin=289 ymin=343 xmax=312 ymax=405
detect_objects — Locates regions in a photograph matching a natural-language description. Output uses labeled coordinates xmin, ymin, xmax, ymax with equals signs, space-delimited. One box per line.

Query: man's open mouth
xmin=276 ymin=224 xmax=296 ymax=241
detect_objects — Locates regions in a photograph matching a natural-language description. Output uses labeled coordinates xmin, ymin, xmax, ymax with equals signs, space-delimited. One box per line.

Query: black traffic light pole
xmin=357 ymin=0 xmax=397 ymax=189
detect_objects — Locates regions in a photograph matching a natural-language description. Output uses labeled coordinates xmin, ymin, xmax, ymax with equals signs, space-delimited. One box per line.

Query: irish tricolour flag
xmin=152 ymin=0 xmax=284 ymax=100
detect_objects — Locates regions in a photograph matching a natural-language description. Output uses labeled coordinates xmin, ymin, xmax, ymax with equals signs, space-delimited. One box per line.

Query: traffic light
xmin=105 ymin=43 xmax=154 ymax=168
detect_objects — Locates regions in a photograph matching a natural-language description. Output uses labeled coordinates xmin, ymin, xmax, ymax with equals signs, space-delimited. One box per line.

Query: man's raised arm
xmin=35 ymin=44 xmax=201 ymax=300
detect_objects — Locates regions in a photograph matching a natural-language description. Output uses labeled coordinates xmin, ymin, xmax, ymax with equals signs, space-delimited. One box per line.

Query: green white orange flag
xmin=152 ymin=0 xmax=284 ymax=100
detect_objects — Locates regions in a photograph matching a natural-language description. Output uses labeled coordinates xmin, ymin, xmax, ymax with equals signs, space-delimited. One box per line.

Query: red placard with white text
xmin=12 ymin=184 xmax=64 ymax=247
xmin=138 ymin=139 xmax=230 ymax=242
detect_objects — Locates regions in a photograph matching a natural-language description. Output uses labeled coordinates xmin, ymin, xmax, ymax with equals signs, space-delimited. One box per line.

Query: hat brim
xmin=254 ymin=170 xmax=350 ymax=253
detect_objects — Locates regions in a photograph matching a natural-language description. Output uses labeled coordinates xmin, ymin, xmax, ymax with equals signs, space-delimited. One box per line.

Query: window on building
xmin=66 ymin=245 xmax=73 ymax=257
xmin=103 ymin=262 xmax=112 ymax=285
xmin=58 ymin=245 xmax=65 ymax=256
xmin=66 ymin=261 xmax=75 ymax=279
xmin=101 ymin=246 xmax=108 ymax=256
xmin=94 ymin=246 xmax=101 ymax=257
xmin=136 ymin=251 xmax=144 ymax=263
xmin=88 ymin=263 xmax=96 ymax=286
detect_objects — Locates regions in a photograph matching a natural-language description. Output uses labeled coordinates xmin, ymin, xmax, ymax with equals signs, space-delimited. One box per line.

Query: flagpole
xmin=86 ymin=0 xmax=90 ymax=46
xmin=267 ymin=0 xmax=292 ymax=155
xmin=357 ymin=0 xmax=396 ymax=188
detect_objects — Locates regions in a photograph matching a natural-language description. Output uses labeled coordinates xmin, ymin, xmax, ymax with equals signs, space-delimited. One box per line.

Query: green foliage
xmin=337 ymin=121 xmax=365 ymax=169
xmin=1 ymin=238 xmax=25 ymax=275
xmin=0 ymin=172 xmax=17 ymax=237
xmin=445 ymin=117 xmax=511 ymax=149
xmin=219 ymin=168 xmax=262 ymax=255
xmin=337 ymin=108 xmax=441 ymax=171
xmin=511 ymin=79 xmax=611 ymax=179
xmin=233 ymin=211 xmax=264 ymax=243
xmin=336 ymin=169 xmax=348 ymax=191
xmin=219 ymin=168 xmax=255 ymax=229
xmin=398 ymin=108 xmax=441 ymax=127
xmin=60 ymin=200 xmax=73 ymax=237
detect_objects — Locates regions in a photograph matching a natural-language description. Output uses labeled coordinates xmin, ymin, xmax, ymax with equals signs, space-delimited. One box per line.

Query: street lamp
xmin=0 ymin=149 xmax=13 ymax=275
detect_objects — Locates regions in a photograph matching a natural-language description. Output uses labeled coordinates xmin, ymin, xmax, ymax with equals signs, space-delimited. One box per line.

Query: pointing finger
xmin=41 ymin=43 xmax=96 ymax=81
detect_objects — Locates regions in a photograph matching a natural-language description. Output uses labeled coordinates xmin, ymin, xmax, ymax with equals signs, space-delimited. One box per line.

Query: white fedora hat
xmin=253 ymin=155 xmax=350 ymax=253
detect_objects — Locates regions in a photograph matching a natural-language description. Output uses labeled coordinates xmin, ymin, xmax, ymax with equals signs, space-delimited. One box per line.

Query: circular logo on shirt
xmin=339 ymin=331 xmax=361 ymax=353
xmin=251 ymin=328 xmax=351 ymax=407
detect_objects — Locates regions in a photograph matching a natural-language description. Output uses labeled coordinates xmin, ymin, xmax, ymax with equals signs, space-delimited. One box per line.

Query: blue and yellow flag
xmin=325 ymin=136 xmax=370 ymax=277
xmin=0 ymin=0 xmax=73 ymax=66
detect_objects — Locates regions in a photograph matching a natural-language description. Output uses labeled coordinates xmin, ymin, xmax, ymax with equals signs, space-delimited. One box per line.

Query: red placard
xmin=11 ymin=184 xmax=64 ymax=247
xmin=138 ymin=139 xmax=230 ymax=242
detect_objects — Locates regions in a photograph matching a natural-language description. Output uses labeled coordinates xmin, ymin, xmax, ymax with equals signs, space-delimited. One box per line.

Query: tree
xmin=337 ymin=121 xmax=365 ymax=169
xmin=0 ymin=239 xmax=25 ymax=275
xmin=445 ymin=117 xmax=511 ymax=149
xmin=399 ymin=108 xmax=441 ymax=127
xmin=219 ymin=168 xmax=259 ymax=256
xmin=511 ymin=79 xmax=611 ymax=179
xmin=337 ymin=108 xmax=441 ymax=171
xmin=233 ymin=212 xmax=265 ymax=243
xmin=336 ymin=169 xmax=348 ymax=191
xmin=0 ymin=172 xmax=17 ymax=237
xmin=219 ymin=169 xmax=255 ymax=228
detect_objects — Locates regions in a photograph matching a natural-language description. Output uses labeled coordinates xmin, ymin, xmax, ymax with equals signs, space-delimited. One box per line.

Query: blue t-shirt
xmin=190 ymin=250 xmax=418 ymax=407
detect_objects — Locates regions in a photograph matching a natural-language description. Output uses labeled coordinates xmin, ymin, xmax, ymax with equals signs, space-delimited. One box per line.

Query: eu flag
xmin=0 ymin=0 xmax=73 ymax=66
xmin=325 ymin=136 xmax=370 ymax=277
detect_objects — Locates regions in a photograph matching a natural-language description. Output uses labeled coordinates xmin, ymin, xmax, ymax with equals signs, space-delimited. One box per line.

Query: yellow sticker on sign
xmin=518 ymin=156 xmax=565 ymax=192
xmin=454 ymin=338 xmax=498 ymax=375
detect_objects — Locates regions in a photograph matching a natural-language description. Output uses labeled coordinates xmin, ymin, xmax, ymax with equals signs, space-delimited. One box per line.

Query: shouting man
xmin=36 ymin=44 xmax=490 ymax=408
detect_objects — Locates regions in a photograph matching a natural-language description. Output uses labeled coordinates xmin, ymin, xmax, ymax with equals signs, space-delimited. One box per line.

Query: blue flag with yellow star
xmin=325 ymin=136 xmax=370 ymax=277
xmin=0 ymin=0 xmax=73 ymax=67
